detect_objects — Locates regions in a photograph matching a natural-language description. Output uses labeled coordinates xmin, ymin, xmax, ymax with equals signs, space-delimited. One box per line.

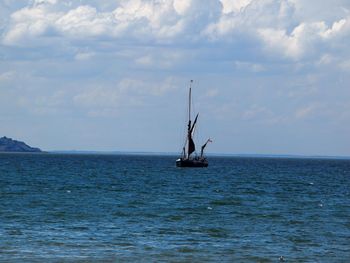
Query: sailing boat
xmin=176 ymin=80 xmax=211 ymax=168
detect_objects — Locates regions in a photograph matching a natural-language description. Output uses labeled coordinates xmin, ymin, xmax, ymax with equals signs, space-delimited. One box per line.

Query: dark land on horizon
xmin=0 ymin=136 xmax=42 ymax=153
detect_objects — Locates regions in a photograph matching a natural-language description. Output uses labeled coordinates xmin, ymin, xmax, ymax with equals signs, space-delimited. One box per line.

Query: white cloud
xmin=73 ymin=77 xmax=178 ymax=116
xmin=241 ymin=105 xmax=275 ymax=122
xmin=2 ymin=4 xmax=61 ymax=46
xmin=258 ymin=26 xmax=304 ymax=59
xmin=34 ymin=0 xmax=57 ymax=5
xmin=320 ymin=18 xmax=347 ymax=39
xmin=73 ymin=86 xmax=121 ymax=108
xmin=118 ymin=77 xmax=177 ymax=96
xmin=295 ymin=104 xmax=317 ymax=119
xmin=317 ymin=54 xmax=335 ymax=66
xmin=16 ymin=89 xmax=68 ymax=116
xmin=75 ymin=51 xmax=95 ymax=60
xmin=259 ymin=18 xmax=350 ymax=60
xmin=0 ymin=0 xmax=219 ymax=45
xmin=134 ymin=49 xmax=186 ymax=69
xmin=294 ymin=102 xmax=335 ymax=121
xmin=235 ymin=61 xmax=265 ymax=72
xmin=0 ymin=71 xmax=15 ymax=82
xmin=220 ymin=0 xmax=252 ymax=14
xmin=173 ymin=0 xmax=191 ymax=15
xmin=204 ymin=0 xmax=296 ymax=39
xmin=55 ymin=5 xmax=115 ymax=38
xmin=135 ymin=55 xmax=153 ymax=66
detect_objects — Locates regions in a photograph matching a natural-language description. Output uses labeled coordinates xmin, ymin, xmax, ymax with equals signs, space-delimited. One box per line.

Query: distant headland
xmin=0 ymin=136 xmax=42 ymax=153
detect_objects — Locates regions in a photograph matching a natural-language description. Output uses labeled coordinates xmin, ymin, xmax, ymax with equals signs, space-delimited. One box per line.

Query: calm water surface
xmin=0 ymin=153 xmax=349 ymax=262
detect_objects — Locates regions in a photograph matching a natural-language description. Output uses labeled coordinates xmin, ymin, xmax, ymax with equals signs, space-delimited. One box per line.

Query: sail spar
xmin=200 ymin=139 xmax=212 ymax=157
xmin=190 ymin=113 xmax=199 ymax=135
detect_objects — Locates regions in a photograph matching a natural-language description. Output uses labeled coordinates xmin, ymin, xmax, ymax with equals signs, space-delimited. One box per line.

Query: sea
xmin=0 ymin=153 xmax=349 ymax=262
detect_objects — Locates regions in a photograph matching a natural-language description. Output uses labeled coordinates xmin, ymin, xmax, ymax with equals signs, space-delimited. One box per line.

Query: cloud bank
xmin=2 ymin=0 xmax=350 ymax=60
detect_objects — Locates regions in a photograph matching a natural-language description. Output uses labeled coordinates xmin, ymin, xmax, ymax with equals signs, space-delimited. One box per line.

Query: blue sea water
xmin=0 ymin=153 xmax=349 ymax=262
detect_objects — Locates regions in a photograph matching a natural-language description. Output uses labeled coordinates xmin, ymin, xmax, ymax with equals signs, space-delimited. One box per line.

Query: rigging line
xmin=189 ymin=80 xmax=193 ymax=122
xmin=179 ymin=81 xmax=191 ymax=155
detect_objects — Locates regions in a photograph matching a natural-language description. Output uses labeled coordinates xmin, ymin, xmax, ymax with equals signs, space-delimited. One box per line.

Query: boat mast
xmin=189 ymin=80 xmax=192 ymax=122
xmin=187 ymin=80 xmax=193 ymax=159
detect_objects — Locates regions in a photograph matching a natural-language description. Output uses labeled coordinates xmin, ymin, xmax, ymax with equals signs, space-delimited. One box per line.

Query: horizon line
xmin=47 ymin=150 xmax=350 ymax=160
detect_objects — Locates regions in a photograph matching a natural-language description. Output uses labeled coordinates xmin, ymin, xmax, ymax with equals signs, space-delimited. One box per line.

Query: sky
xmin=0 ymin=0 xmax=350 ymax=156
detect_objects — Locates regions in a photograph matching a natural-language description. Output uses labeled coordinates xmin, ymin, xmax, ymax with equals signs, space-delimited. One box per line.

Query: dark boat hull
xmin=176 ymin=158 xmax=208 ymax=167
